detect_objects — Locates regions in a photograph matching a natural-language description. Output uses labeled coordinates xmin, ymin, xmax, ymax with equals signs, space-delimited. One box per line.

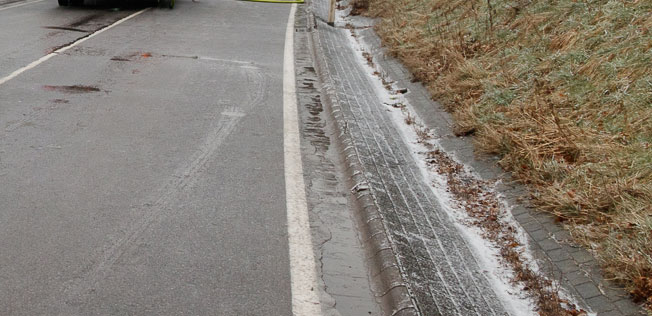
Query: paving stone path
xmin=308 ymin=1 xmax=510 ymax=315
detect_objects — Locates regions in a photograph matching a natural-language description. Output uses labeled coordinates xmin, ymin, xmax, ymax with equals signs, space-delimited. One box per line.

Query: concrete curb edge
xmin=299 ymin=6 xmax=420 ymax=316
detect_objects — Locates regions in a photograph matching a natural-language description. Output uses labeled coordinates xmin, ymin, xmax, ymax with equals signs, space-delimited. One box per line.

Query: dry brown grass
xmin=426 ymin=148 xmax=588 ymax=316
xmin=349 ymin=0 xmax=370 ymax=16
xmin=358 ymin=0 xmax=652 ymax=311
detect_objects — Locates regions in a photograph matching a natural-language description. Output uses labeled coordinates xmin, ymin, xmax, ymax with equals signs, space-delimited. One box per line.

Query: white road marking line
xmin=0 ymin=0 xmax=45 ymax=12
xmin=0 ymin=8 xmax=148 ymax=86
xmin=283 ymin=4 xmax=322 ymax=316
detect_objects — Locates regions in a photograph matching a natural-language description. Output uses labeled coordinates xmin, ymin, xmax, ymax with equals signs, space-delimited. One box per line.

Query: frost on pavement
xmin=341 ymin=14 xmax=590 ymax=316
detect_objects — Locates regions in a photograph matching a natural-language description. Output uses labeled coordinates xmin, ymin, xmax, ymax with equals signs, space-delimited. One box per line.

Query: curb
xmin=300 ymin=1 xmax=647 ymax=315
xmin=300 ymin=6 xmax=420 ymax=316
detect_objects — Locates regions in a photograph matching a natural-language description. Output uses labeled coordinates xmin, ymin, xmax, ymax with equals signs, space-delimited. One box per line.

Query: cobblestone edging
xmin=304 ymin=1 xmax=518 ymax=315
xmin=354 ymin=17 xmax=646 ymax=316
xmin=299 ymin=8 xmax=418 ymax=316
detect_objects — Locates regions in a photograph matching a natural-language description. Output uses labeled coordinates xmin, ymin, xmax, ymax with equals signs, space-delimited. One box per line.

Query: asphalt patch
xmin=43 ymin=85 xmax=101 ymax=93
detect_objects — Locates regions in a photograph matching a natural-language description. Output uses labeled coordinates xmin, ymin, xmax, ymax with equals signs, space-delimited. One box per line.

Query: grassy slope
xmin=361 ymin=0 xmax=652 ymax=308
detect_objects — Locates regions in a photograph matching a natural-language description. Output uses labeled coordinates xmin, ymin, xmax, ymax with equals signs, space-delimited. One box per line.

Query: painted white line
xmin=0 ymin=0 xmax=45 ymax=12
xmin=283 ymin=4 xmax=322 ymax=316
xmin=0 ymin=8 xmax=148 ymax=86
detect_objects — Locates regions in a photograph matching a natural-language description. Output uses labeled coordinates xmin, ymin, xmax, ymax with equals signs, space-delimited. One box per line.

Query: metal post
xmin=327 ymin=0 xmax=336 ymax=26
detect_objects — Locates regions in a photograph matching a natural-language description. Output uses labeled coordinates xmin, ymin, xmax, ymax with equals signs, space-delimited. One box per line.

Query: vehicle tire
xmin=70 ymin=0 xmax=83 ymax=6
xmin=58 ymin=0 xmax=70 ymax=6
xmin=158 ymin=0 xmax=173 ymax=9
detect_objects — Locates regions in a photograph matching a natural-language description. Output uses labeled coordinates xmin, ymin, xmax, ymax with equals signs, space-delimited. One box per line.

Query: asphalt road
xmin=0 ymin=0 xmax=309 ymax=314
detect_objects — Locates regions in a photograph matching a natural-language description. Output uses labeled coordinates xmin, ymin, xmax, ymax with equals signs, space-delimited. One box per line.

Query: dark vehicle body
xmin=58 ymin=0 xmax=174 ymax=8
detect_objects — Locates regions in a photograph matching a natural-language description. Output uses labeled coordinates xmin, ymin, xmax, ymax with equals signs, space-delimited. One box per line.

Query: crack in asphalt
xmin=47 ymin=17 xmax=118 ymax=54
xmin=0 ymin=9 xmax=147 ymax=87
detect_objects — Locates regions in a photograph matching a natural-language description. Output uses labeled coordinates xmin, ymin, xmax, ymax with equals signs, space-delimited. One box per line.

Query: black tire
xmin=70 ymin=0 xmax=83 ymax=6
xmin=158 ymin=0 xmax=173 ymax=9
xmin=58 ymin=0 xmax=70 ymax=6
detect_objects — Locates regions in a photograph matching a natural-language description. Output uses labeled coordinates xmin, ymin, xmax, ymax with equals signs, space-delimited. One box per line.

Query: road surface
xmin=0 ymin=0 xmax=378 ymax=315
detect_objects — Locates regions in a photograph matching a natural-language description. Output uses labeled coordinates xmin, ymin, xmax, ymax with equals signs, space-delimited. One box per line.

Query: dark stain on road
xmin=68 ymin=14 xmax=100 ymax=27
xmin=301 ymin=79 xmax=314 ymax=89
xmin=43 ymin=85 xmax=101 ymax=93
xmin=45 ymin=14 xmax=124 ymax=52
xmin=110 ymin=52 xmax=151 ymax=62
xmin=43 ymin=26 xmax=89 ymax=33
xmin=110 ymin=52 xmax=138 ymax=61
xmin=303 ymin=93 xmax=330 ymax=153
xmin=298 ymin=66 xmax=330 ymax=153
xmin=50 ymin=99 xmax=70 ymax=104
xmin=47 ymin=36 xmax=88 ymax=54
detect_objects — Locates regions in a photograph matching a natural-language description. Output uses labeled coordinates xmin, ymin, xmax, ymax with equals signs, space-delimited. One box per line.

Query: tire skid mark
xmin=46 ymin=67 xmax=268 ymax=311
xmin=160 ymin=54 xmax=261 ymax=69
xmin=43 ymin=26 xmax=89 ymax=33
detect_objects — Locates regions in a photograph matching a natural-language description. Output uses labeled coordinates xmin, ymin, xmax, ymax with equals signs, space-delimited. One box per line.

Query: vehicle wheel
xmin=158 ymin=0 xmax=173 ymax=9
xmin=70 ymin=0 xmax=83 ymax=6
xmin=58 ymin=0 xmax=70 ymax=6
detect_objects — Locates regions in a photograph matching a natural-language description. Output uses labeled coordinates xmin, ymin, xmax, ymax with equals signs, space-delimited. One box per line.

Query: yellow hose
xmin=238 ymin=0 xmax=304 ymax=3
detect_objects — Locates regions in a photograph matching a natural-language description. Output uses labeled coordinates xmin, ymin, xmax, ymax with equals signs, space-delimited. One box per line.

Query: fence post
xmin=327 ymin=0 xmax=336 ymax=26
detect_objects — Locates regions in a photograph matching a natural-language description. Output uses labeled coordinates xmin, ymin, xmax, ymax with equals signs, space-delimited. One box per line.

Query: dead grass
xmin=349 ymin=0 xmax=369 ymax=16
xmin=426 ymin=148 xmax=586 ymax=316
xmin=358 ymin=0 xmax=652 ymax=311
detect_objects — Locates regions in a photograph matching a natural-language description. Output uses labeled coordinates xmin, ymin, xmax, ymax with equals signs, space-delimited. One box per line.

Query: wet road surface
xmin=0 ymin=0 xmax=376 ymax=314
